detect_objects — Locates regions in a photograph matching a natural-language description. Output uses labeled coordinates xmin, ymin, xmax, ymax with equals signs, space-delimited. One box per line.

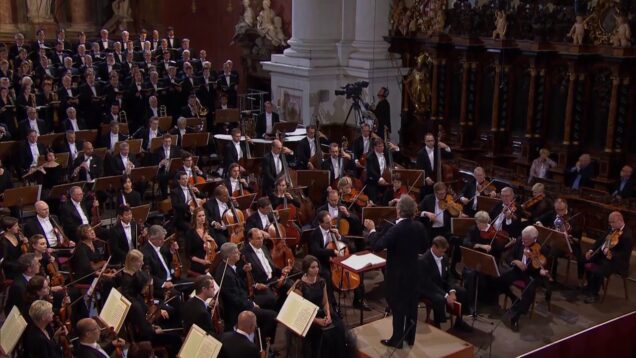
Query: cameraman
xmin=373 ymin=87 xmax=391 ymax=139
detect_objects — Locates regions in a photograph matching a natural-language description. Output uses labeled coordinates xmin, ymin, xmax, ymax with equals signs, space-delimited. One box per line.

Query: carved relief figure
xmin=390 ymin=0 xmax=406 ymax=34
xmin=611 ymin=13 xmax=631 ymax=48
xmin=399 ymin=8 xmax=411 ymax=36
xmin=112 ymin=0 xmax=132 ymax=20
xmin=27 ymin=0 xmax=52 ymax=21
xmin=405 ymin=53 xmax=432 ymax=113
xmin=257 ymin=0 xmax=277 ymax=42
xmin=568 ymin=15 xmax=587 ymax=45
xmin=242 ymin=0 xmax=255 ymax=27
xmin=273 ymin=16 xmax=288 ymax=47
xmin=492 ymin=10 xmax=508 ymax=39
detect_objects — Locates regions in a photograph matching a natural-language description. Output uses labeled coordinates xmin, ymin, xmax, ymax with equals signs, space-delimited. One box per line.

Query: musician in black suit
xmin=99 ymin=120 xmax=126 ymax=151
xmin=154 ymin=134 xmax=181 ymax=197
xmin=364 ymin=196 xmax=426 ymax=348
xmin=415 ymin=133 xmax=452 ymax=197
xmin=255 ymin=101 xmax=279 ymax=139
xmin=489 ymin=187 xmax=522 ymax=239
xmin=22 ymin=300 xmax=66 ymax=358
xmin=74 ymin=318 xmax=120 ymax=358
xmin=4 ymin=253 xmax=37 ymax=316
xmin=261 ymin=139 xmax=293 ymax=195
xmin=61 ymin=106 xmax=87 ymax=131
xmin=240 ymin=228 xmax=292 ymax=309
xmin=419 ymin=236 xmax=472 ymax=330
xmin=499 ymin=226 xmax=551 ymax=332
xmin=59 ymin=186 xmax=97 ymax=243
xmin=245 ymin=197 xmax=274 ymax=234
xmin=134 ymin=117 xmax=163 ymax=152
xmin=71 ymin=141 xmax=104 ymax=181
xmin=182 ymin=275 xmax=217 ymax=334
xmin=320 ymin=143 xmax=353 ymax=184
xmin=364 ymin=138 xmax=399 ymax=203
xmin=18 ymin=106 xmax=49 ymax=139
xmin=567 ymin=153 xmax=594 ymax=189
xmin=417 ymin=182 xmax=450 ymax=252
xmin=140 ymin=225 xmax=181 ymax=298
xmin=582 ymin=211 xmax=633 ymax=303
xmin=203 ymin=185 xmax=232 ymax=247
xmin=223 ymin=127 xmax=251 ymax=173
xmin=611 ymin=165 xmax=634 ymax=199
xmin=295 ymin=125 xmax=327 ymax=170
xmin=19 ymin=129 xmax=46 ymax=176
xmin=78 ymin=71 xmax=104 ymax=128
xmin=97 ymin=29 xmax=114 ymax=51
xmin=169 ymin=116 xmax=193 ymax=148
xmin=57 ymin=74 xmax=80 ymax=115
xmin=217 ymin=60 xmax=239 ymax=107
xmin=219 ymin=311 xmax=260 ymax=358
xmin=214 ymin=243 xmax=278 ymax=339
xmin=24 ymin=201 xmax=71 ymax=249
xmin=458 ymin=167 xmax=498 ymax=218
xmin=171 ymin=171 xmax=203 ymax=231
xmin=108 ymin=205 xmax=140 ymax=265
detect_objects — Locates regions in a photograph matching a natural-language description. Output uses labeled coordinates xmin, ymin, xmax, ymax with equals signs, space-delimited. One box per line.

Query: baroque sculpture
xmin=405 ymin=52 xmax=432 ymax=114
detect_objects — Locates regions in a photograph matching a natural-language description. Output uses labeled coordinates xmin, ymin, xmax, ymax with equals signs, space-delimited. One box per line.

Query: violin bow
xmin=210 ymin=259 xmax=229 ymax=317
xmin=469 ymin=178 xmax=497 ymax=202
xmin=405 ymin=172 xmax=423 ymax=197
xmin=346 ymin=184 xmax=367 ymax=210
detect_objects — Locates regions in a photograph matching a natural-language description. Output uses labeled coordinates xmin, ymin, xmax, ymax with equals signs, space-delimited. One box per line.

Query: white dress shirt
xmin=265 ymin=113 xmax=273 ymax=134
xmin=250 ymin=243 xmax=273 ymax=280
xmin=327 ymin=204 xmax=339 ymax=221
xmin=72 ymin=200 xmax=89 ymax=224
xmin=258 ymin=211 xmax=270 ymax=229
xmin=331 ymin=157 xmax=341 ymax=179
xmin=109 ymin=133 xmax=119 ymax=150
xmin=273 ymin=153 xmax=282 ymax=174
xmin=37 ymin=216 xmax=57 ymax=247
xmin=29 ymin=119 xmax=40 ymax=134
xmin=320 ymin=226 xmax=332 ymax=247
xmin=79 ymin=342 xmax=109 ymax=358
xmin=233 ymin=141 xmax=243 ymax=159
xmin=68 ymin=142 xmax=78 ymax=160
xmin=122 ymin=222 xmax=133 ymax=250
xmin=151 ymin=242 xmax=172 ymax=281
xmin=433 ymin=198 xmax=444 ymax=228
xmin=68 ymin=118 xmax=79 ymax=131
xmin=29 ymin=142 xmax=40 ymax=164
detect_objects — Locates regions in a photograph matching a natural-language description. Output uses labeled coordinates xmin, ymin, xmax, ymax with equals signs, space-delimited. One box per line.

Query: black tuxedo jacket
xmin=261 ymin=152 xmax=283 ymax=194
xmin=240 ymin=243 xmax=280 ymax=284
xmin=18 ymin=118 xmax=49 ymax=139
xmin=135 ymin=127 xmax=164 ymax=150
xmin=219 ymin=331 xmax=260 ymax=358
xmin=182 ymin=296 xmax=215 ymax=334
xmin=59 ymin=200 xmax=93 ymax=242
xmin=73 ymin=342 xmax=114 ymax=358
xmin=214 ymin=261 xmax=253 ymax=331
xmin=23 ymin=215 xmax=62 ymax=247
xmin=321 ymin=156 xmax=352 ymax=182
xmin=18 ymin=141 xmax=47 ymax=174
xmin=352 ymin=135 xmax=372 ymax=161
xmin=140 ymin=242 xmax=174 ymax=294
xmin=97 ymin=39 xmax=114 ymax=51
xmin=62 ymin=117 xmax=87 ymax=131
xmin=245 ymin=211 xmax=270 ymax=234
xmin=223 ymin=140 xmax=249 ymax=170
xmin=365 ymin=150 xmax=388 ymax=185
xmin=418 ymin=194 xmax=451 ymax=233
xmin=416 ymin=146 xmax=452 ymax=181
xmin=308 ymin=227 xmax=336 ymax=270
xmin=72 ymin=153 xmax=104 ymax=181
xmin=589 ymin=226 xmax=633 ymax=276
xmin=153 ymin=145 xmax=181 ymax=168
xmin=98 ymin=133 xmax=126 ymax=150
xmin=295 ymin=136 xmax=326 ymax=170
xmin=418 ymin=250 xmax=451 ymax=298
xmin=4 ymin=274 xmax=27 ymax=316
xmin=255 ymin=112 xmax=279 ymax=138
xmin=109 ymin=220 xmax=139 ymax=265
xmin=489 ymin=202 xmax=522 ymax=238
xmin=170 ymin=185 xmax=195 ymax=223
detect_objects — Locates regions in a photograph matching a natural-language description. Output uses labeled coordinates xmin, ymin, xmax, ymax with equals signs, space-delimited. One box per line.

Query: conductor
xmin=364 ymin=195 xmax=426 ymax=349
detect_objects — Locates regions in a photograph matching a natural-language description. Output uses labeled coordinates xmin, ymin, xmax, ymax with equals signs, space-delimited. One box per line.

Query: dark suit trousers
xmin=421 ymin=286 xmax=468 ymax=324
xmin=388 ymin=295 xmax=418 ymax=344
xmin=499 ymin=268 xmax=543 ymax=316
xmin=585 ymin=257 xmax=615 ymax=295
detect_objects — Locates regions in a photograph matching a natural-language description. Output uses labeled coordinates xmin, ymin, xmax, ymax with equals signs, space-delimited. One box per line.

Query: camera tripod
xmin=342 ymin=97 xmax=366 ymax=127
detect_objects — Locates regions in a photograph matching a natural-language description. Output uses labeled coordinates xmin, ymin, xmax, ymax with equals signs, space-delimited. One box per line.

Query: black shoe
xmin=334 ymin=306 xmax=343 ymax=318
xmin=502 ymin=311 xmax=520 ymax=332
xmin=510 ymin=316 xmax=520 ymax=332
xmin=353 ymin=300 xmax=372 ymax=311
xmin=453 ymin=320 xmax=474 ymax=333
xmin=380 ymin=339 xmax=402 ymax=349
xmin=584 ymin=294 xmax=599 ymax=304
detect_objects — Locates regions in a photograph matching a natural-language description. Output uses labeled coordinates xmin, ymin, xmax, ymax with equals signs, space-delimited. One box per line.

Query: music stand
xmin=114 ymin=139 xmax=142 ymax=156
xmin=451 ymin=218 xmax=476 ymax=237
xmin=460 ymin=247 xmax=500 ymax=325
xmin=157 ymin=117 xmax=172 ymax=132
xmin=333 ymin=250 xmax=387 ymax=325
xmin=393 ymin=169 xmax=426 ymax=189
xmin=36 ymin=153 xmax=70 ymax=168
xmin=92 ymin=148 xmax=108 ymax=161
xmin=3 ymin=185 xmax=41 ymax=219
xmin=233 ymin=193 xmax=256 ymax=211
xmin=476 ymin=197 xmax=502 ymax=213
xmin=195 ymin=180 xmax=224 ymax=197
xmin=130 ymin=204 xmax=151 ymax=224
xmin=536 ymin=225 xmax=571 ymax=254
xmin=99 ymin=123 xmax=129 ymax=136
xmin=150 ymin=135 xmax=177 ymax=152
xmin=0 ymin=141 xmax=19 ymax=163
xmin=273 ymin=122 xmax=298 ymax=136
xmin=168 ymin=157 xmax=198 ymax=177
xmin=38 ymin=133 xmax=65 ymax=149
xmin=48 ymin=181 xmax=87 ymax=200
xmin=74 ymin=129 xmax=98 ymax=144
xmin=185 ymin=117 xmax=204 ymax=128
xmin=92 ymin=175 xmax=122 ymax=193
xmin=215 ymin=108 xmax=240 ymax=123
xmin=130 ymin=166 xmax=159 ymax=183
xmin=362 ymin=206 xmax=398 ymax=227
xmin=296 ymin=170 xmax=329 ymax=204
xmin=182 ymin=133 xmax=210 ymax=149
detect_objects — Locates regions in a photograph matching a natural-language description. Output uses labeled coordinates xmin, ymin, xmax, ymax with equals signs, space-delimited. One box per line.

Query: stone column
xmin=0 ymin=0 xmax=19 ymax=34
xmin=67 ymin=0 xmax=95 ymax=34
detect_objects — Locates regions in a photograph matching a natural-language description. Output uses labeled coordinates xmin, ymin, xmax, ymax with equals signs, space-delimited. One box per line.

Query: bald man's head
xmin=236 ymin=310 xmax=257 ymax=334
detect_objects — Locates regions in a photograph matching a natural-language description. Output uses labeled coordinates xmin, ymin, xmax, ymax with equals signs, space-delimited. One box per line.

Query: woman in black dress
xmin=70 ymin=224 xmax=107 ymax=284
xmin=293 ymin=255 xmax=347 ymax=358
xmin=0 ymin=216 xmax=28 ymax=279
xmin=117 ymin=174 xmax=142 ymax=208
xmin=22 ymin=299 xmax=67 ymax=358
xmin=268 ymin=177 xmax=301 ymax=209
xmin=186 ymin=207 xmax=216 ymax=275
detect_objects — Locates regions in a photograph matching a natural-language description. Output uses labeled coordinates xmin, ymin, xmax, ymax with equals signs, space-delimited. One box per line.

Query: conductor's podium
xmin=352 ymin=317 xmax=473 ymax=358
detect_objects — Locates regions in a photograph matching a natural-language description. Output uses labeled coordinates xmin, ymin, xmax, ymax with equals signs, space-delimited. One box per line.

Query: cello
xmin=326 ymin=229 xmax=360 ymax=291
xmin=308 ymin=120 xmax=325 ymax=169
xmin=267 ymin=209 xmax=295 ymax=270
xmin=223 ymin=198 xmax=246 ymax=244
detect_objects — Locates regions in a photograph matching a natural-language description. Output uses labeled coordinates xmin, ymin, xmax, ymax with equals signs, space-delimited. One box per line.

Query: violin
xmin=342 ymin=188 xmax=371 ymax=208
xmin=479 ymin=225 xmax=513 ymax=248
xmin=326 ymin=229 xmax=360 ymax=291
xmin=165 ymin=234 xmax=182 ymax=280
xmin=47 ymin=260 xmax=65 ymax=287
xmin=275 ymin=192 xmax=301 ymax=248
xmin=523 ymin=242 xmax=552 ymax=281
xmin=521 ymin=193 xmax=545 ymax=210
xmin=53 ymin=316 xmax=73 ymax=358
xmin=476 ymin=179 xmax=497 ymax=197
xmin=203 ymin=231 xmax=218 ymax=268
xmin=438 ymin=194 xmax=463 ymax=217
xmin=591 ymin=228 xmax=622 ymax=259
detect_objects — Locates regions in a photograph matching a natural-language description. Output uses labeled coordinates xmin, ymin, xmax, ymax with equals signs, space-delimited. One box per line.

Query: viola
xmin=165 ymin=234 xmax=182 ymax=280
xmin=326 ymin=229 xmax=360 ymax=291
xmin=54 ymin=316 xmax=73 ymax=358
xmin=203 ymin=231 xmax=218 ymax=268
xmin=523 ymin=242 xmax=552 ymax=281
xmin=479 ymin=225 xmax=515 ymax=250
xmin=47 ymin=261 xmax=65 ymax=287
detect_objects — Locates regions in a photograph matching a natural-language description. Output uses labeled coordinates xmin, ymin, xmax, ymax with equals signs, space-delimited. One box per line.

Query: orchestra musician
xmin=352 ymin=123 xmax=372 ymax=173
xmin=1 ymin=216 xmax=29 ymax=280
xmin=536 ymin=198 xmax=584 ymax=285
xmin=245 ymin=197 xmax=274 ymax=233
xmin=186 ymin=207 xmax=218 ymax=275
xmin=223 ymin=127 xmax=252 ymax=174
xmin=241 ymin=228 xmax=292 ymax=309
xmin=170 ymin=116 xmax=192 ymax=147
xmin=214 ymin=243 xmax=278 ymax=340
xmin=321 ymin=142 xmax=352 ymax=185
xmin=99 ymin=120 xmax=126 ymax=151
xmin=255 ymin=100 xmax=278 ymax=139
xmin=25 ymin=201 xmax=74 ymax=250
xmin=139 ymin=225 xmax=182 ymax=298
xmin=261 ymin=139 xmax=293 ymax=195
xmin=170 ymin=170 xmax=204 ymax=231
xmin=70 ymin=224 xmax=108 ymax=285
xmin=315 ymin=189 xmax=363 ymax=237
xmin=418 ymin=182 xmax=452 ymax=244
xmin=135 ymin=116 xmax=163 ymax=152
xmin=5 ymin=253 xmax=40 ymax=316
xmin=55 ymin=130 xmax=83 ymax=169
xmin=18 ymin=129 xmax=46 ymax=176
xmin=22 ymin=300 xmax=67 ymax=358
xmin=364 ymin=138 xmax=399 ymax=203
xmin=61 ymin=106 xmax=87 ymax=132
xmin=225 ymin=162 xmax=251 ymax=196
xmin=180 ymin=152 xmax=205 ymax=185
xmin=418 ymin=236 xmax=472 ymax=331
xmin=218 ymin=311 xmax=260 ymax=358
xmin=203 ymin=185 xmax=233 ymax=246
xmin=107 ymin=140 xmax=138 ymax=177
xmin=181 ymin=275 xmax=218 ymax=335
xmin=74 ymin=317 xmax=126 ymax=358
xmin=520 ymin=183 xmax=552 ymax=222
xmin=59 ymin=186 xmax=99 ymax=243
xmin=381 ymin=173 xmax=414 ymax=206
xmin=364 ymin=196 xmax=425 ymax=349
xmin=18 ymin=106 xmax=49 ymax=139
xmin=72 ymin=141 xmax=104 ymax=181
xmin=490 ymin=187 xmax=522 ymax=239
xmin=217 ymin=60 xmax=239 ymax=107
xmin=296 ymin=124 xmax=327 ymax=170
xmin=459 ymin=166 xmax=497 ymax=218
xmin=581 ymin=211 xmax=633 ymax=303
xmin=415 ymin=133 xmax=452 ymax=197
xmin=117 ymin=174 xmax=142 ymax=207
xmin=155 ymin=134 xmax=181 ymax=197
xmin=109 ymin=205 xmax=141 ymax=265
xmin=499 ymin=226 xmax=551 ymax=332
xmin=268 ymin=176 xmax=300 ymax=209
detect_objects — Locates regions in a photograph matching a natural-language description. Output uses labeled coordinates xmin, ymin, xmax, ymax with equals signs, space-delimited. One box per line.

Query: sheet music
xmin=0 ymin=306 xmax=28 ymax=354
xmin=99 ymin=288 xmax=131 ymax=334
xmin=277 ymin=291 xmax=318 ymax=337
xmin=179 ymin=324 xmax=222 ymax=358
xmin=196 ymin=335 xmax=222 ymax=358
xmin=341 ymin=253 xmax=386 ymax=271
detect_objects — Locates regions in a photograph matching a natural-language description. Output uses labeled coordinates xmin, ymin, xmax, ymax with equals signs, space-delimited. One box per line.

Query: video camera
xmin=334 ymin=80 xmax=369 ymax=99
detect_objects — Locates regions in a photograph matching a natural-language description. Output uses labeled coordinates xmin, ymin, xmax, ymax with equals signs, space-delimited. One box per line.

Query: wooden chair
xmin=420 ymin=297 xmax=460 ymax=328
xmin=501 ymin=279 xmax=552 ymax=319
xmin=602 ymin=273 xmax=629 ymax=303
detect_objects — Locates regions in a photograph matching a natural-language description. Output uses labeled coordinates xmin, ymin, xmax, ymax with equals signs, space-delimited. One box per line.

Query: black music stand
xmin=38 ymin=133 xmax=65 ymax=149
xmin=195 ymin=180 xmax=224 ymax=197
xmin=273 ymin=122 xmax=297 ymax=136
xmin=130 ymin=166 xmax=159 ymax=184
xmin=3 ymin=185 xmax=41 ymax=220
xmin=114 ymin=139 xmax=142 ymax=156
xmin=215 ymin=108 xmax=240 ymax=123
xmin=233 ymin=193 xmax=257 ymax=211
xmin=335 ymin=250 xmax=387 ymax=325
xmin=182 ymin=133 xmax=210 ymax=150
xmin=460 ymin=247 xmax=500 ymax=326
xmin=74 ymin=129 xmax=99 ymax=144
xmin=48 ymin=181 xmax=87 ymax=200
xmin=157 ymin=117 xmax=172 ymax=132
xmin=296 ymin=170 xmax=329 ymax=204
xmin=130 ymin=204 xmax=151 ymax=224
xmin=393 ymin=169 xmax=425 ymax=189
xmin=150 ymin=136 xmax=176 ymax=152
xmin=536 ymin=226 xmax=570 ymax=253
xmin=0 ymin=141 xmax=19 ymax=163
